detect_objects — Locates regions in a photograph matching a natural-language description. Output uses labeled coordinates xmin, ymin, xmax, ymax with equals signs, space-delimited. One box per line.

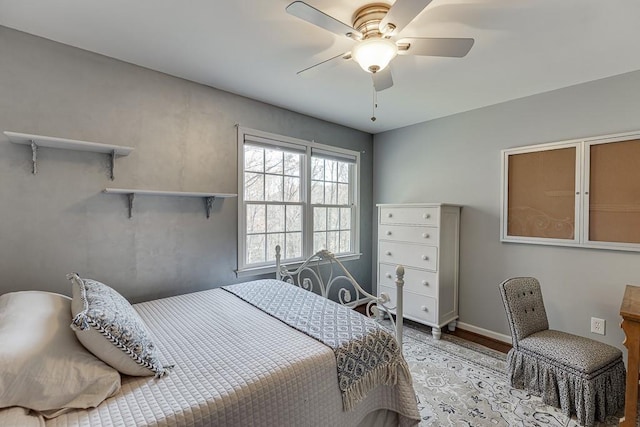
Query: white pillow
xmin=0 ymin=406 xmax=45 ymax=427
xmin=0 ymin=291 xmax=121 ymax=418
xmin=68 ymin=274 xmax=171 ymax=377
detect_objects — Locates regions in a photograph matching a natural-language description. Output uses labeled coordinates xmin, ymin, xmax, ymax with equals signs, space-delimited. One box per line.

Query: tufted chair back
xmin=499 ymin=277 xmax=549 ymax=349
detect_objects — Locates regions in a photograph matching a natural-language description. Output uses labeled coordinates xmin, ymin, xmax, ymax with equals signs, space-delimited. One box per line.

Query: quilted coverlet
xmin=34 ymin=283 xmax=419 ymax=427
xmin=224 ymin=279 xmax=413 ymax=412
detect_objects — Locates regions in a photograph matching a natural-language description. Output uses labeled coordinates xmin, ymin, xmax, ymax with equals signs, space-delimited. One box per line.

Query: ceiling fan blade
xmin=286 ymin=1 xmax=362 ymax=40
xmin=297 ymin=52 xmax=351 ymax=76
xmin=379 ymin=0 xmax=433 ymax=36
xmin=372 ymin=68 xmax=393 ymax=91
xmin=397 ymin=37 xmax=474 ymax=57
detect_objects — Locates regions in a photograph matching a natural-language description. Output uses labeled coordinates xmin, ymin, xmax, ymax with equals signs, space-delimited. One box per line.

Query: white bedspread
xmin=35 ymin=287 xmax=420 ymax=427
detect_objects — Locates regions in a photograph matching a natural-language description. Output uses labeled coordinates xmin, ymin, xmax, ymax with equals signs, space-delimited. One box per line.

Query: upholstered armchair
xmin=499 ymin=277 xmax=625 ymax=426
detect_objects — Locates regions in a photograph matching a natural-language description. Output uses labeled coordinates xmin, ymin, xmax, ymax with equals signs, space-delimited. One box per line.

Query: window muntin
xmin=238 ymin=128 xmax=360 ymax=273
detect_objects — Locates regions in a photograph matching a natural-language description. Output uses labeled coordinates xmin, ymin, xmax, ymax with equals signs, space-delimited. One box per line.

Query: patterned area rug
xmin=387 ymin=322 xmax=623 ymax=427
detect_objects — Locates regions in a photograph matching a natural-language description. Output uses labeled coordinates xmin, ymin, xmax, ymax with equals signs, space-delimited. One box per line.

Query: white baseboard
xmin=457 ymin=321 xmax=512 ymax=344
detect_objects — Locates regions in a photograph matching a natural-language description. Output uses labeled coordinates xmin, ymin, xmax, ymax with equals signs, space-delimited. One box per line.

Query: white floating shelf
xmin=4 ymin=131 xmax=133 ymax=179
xmin=103 ymin=188 xmax=237 ymax=218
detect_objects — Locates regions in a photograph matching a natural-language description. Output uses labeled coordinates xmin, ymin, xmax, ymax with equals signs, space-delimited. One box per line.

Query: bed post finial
xmin=275 ymin=245 xmax=282 ymax=280
xmin=395 ymin=265 xmax=405 ymax=349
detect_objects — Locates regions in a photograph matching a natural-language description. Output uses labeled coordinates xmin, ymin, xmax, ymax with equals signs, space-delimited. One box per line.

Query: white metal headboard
xmin=275 ymin=245 xmax=405 ymax=348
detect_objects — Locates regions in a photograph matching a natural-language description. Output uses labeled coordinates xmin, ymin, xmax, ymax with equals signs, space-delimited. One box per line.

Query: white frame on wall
xmin=501 ymin=130 xmax=640 ymax=252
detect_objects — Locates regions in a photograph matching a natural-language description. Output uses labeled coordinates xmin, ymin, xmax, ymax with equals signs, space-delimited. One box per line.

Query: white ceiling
xmin=1 ymin=0 xmax=640 ymax=134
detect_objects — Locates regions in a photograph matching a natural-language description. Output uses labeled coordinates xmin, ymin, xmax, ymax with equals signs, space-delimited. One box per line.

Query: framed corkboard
xmin=501 ymin=131 xmax=640 ymax=252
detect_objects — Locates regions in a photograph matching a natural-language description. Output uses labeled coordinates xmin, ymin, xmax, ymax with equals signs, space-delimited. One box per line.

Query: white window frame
xmin=236 ymin=127 xmax=361 ymax=277
xmin=501 ymin=130 xmax=640 ymax=252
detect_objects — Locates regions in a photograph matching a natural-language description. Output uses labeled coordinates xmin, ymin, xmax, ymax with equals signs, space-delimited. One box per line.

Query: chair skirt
xmin=507 ymin=348 xmax=625 ymax=426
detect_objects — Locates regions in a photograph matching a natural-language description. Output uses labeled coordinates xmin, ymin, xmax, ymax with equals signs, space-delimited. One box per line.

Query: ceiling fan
xmin=286 ymin=0 xmax=474 ymax=92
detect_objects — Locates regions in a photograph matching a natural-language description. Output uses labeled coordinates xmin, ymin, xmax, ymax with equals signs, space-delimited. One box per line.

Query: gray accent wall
xmin=373 ymin=70 xmax=640 ymax=349
xmin=0 ymin=26 xmax=373 ymax=302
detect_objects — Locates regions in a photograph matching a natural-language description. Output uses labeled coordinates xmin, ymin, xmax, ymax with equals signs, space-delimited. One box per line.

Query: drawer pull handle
xmin=387 ymin=213 xmax=393 ymax=218
xmin=421 ymin=306 xmax=428 ymax=312
xmin=386 ymin=231 xmax=392 ymax=236
xmin=422 ymin=233 xmax=430 ymax=238
xmin=386 ymin=251 xmax=392 ymax=256
xmin=423 ymin=213 xmax=431 ymax=219
xmin=386 ymin=273 xmax=392 ymax=279
xmin=422 ymin=280 xmax=429 ymax=286
xmin=422 ymin=255 xmax=429 ymax=261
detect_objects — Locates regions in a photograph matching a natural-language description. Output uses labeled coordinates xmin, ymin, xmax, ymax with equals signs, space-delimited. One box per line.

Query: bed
xmin=0 ymin=247 xmax=419 ymax=427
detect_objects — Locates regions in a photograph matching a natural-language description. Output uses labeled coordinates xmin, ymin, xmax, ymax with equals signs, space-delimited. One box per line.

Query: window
xmin=237 ymin=127 xmax=360 ymax=275
xmin=501 ymin=130 xmax=640 ymax=251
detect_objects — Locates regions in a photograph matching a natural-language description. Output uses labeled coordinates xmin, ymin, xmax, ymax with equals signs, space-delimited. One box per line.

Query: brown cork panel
xmin=507 ymin=147 xmax=576 ymax=239
xmin=589 ymin=138 xmax=640 ymax=244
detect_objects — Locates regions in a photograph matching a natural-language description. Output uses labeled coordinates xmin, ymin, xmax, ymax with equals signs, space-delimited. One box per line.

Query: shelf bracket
xmin=205 ymin=196 xmax=216 ymax=219
xmin=110 ymin=150 xmax=116 ymax=181
xmin=127 ymin=193 xmax=135 ymax=219
xmin=30 ymin=140 xmax=38 ymax=175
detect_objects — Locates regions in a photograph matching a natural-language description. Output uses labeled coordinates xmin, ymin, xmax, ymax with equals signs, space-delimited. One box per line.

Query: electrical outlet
xmin=591 ymin=317 xmax=605 ymax=335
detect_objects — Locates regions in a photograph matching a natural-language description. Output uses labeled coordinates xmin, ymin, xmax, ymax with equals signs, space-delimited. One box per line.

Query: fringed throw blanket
xmin=223 ymin=279 xmax=412 ymax=411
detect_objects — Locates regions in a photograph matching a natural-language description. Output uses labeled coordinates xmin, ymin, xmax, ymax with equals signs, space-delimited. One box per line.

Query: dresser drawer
xmin=379 ymin=241 xmax=438 ymax=271
xmin=378 ymin=263 xmax=437 ymax=297
xmin=379 ymin=285 xmax=437 ymax=324
xmin=380 ymin=206 xmax=439 ymax=226
xmin=379 ymin=224 xmax=439 ymax=245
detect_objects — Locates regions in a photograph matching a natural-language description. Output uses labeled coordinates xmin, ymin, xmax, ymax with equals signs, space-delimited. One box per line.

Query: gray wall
xmin=373 ymin=70 xmax=640 ymax=349
xmin=0 ymin=26 xmax=373 ymax=303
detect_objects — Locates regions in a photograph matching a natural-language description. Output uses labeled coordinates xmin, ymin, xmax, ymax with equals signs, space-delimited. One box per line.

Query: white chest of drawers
xmin=377 ymin=203 xmax=461 ymax=339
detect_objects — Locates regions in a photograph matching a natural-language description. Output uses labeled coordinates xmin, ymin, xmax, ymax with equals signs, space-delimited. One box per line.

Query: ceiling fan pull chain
xmin=371 ymin=86 xmax=377 ymax=122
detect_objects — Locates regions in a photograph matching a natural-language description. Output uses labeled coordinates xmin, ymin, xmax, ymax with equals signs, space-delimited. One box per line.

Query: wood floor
xmin=354 ymin=305 xmax=512 ymax=354
xmin=403 ymin=318 xmax=512 ymax=354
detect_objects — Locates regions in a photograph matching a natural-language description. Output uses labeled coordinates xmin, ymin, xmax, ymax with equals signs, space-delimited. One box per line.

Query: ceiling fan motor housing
xmin=352 ymin=3 xmax=391 ymax=39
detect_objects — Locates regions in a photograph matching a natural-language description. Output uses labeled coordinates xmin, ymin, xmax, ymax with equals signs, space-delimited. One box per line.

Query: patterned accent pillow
xmin=68 ymin=273 xmax=171 ymax=377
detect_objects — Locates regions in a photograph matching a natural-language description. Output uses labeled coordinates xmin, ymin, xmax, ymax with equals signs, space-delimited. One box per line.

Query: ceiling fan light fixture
xmin=351 ymin=38 xmax=397 ymax=73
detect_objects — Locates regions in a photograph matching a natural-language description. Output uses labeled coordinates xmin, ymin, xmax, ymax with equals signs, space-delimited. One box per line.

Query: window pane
xmin=247 ymin=234 xmax=265 ymax=264
xmin=245 ymin=173 xmax=264 ymax=201
xmin=246 ymin=204 xmax=266 ymax=233
xmin=244 ymin=146 xmax=264 ymax=173
xmin=267 ymin=233 xmax=284 ymax=261
xmin=314 ymin=207 xmax=327 ymax=231
xmin=286 ymin=232 xmax=302 ymax=258
xmin=284 ymin=176 xmax=300 ymax=202
xmin=324 ymin=160 xmax=337 ymax=181
xmin=327 ymin=208 xmax=340 ymax=230
xmin=314 ymin=232 xmax=326 ymax=252
xmin=312 ymin=158 xmax=324 ymax=180
xmin=311 ymin=181 xmax=324 ymax=204
xmin=284 ymin=153 xmax=301 ymax=176
xmin=337 ymin=183 xmax=349 ymax=205
xmin=267 ymin=205 xmax=285 ymax=232
xmin=340 ymin=208 xmax=351 ymax=229
xmin=265 ymin=149 xmax=283 ymax=174
xmin=286 ymin=205 xmax=302 ymax=232
xmin=339 ymin=230 xmax=351 ymax=253
xmin=337 ymin=162 xmax=349 ymax=183
xmin=326 ymin=231 xmax=339 ymax=252
xmin=325 ymin=183 xmax=337 ymax=204
xmin=265 ymin=174 xmax=283 ymax=201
